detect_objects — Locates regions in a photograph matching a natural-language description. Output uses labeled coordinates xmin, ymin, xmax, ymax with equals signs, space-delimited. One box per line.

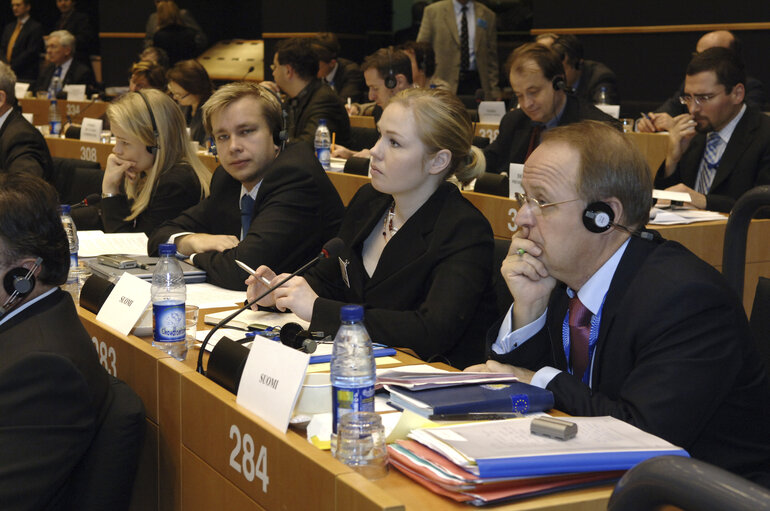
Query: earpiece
xmin=552 ymin=75 xmax=567 ymax=92
xmin=279 ymin=322 xmax=319 ymax=353
xmin=260 ymin=86 xmax=288 ymax=150
xmin=0 ymin=257 xmax=42 ymax=318
xmin=136 ymin=91 xmax=159 ymax=154
xmin=384 ymin=47 xmax=397 ymax=89
xmin=582 ymin=201 xmax=614 ymax=233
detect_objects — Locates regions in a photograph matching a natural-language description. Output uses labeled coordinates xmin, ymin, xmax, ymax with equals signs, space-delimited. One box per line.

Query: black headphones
xmin=384 ymin=47 xmax=397 ymax=89
xmin=261 ymin=86 xmax=288 ymax=150
xmin=583 ymin=201 xmax=654 ymax=240
xmin=552 ymin=75 xmax=568 ymax=92
xmin=136 ymin=91 xmax=159 ymax=155
xmin=0 ymin=257 xmax=42 ymax=319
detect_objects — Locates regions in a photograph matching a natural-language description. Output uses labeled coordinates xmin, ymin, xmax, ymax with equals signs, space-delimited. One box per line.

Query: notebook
xmin=86 ymin=255 xmax=206 ymax=284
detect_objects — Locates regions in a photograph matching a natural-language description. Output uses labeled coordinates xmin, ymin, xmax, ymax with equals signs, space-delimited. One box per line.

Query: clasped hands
xmin=245 ymin=265 xmax=317 ymax=321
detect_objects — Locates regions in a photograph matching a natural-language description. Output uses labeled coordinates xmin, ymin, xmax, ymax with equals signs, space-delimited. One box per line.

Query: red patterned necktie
xmin=568 ymin=296 xmax=592 ymax=379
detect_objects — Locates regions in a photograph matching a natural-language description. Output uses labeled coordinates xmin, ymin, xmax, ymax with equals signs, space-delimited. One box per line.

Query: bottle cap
xmin=60 ymin=204 xmax=71 ymax=214
xmin=340 ymin=304 xmax=363 ymax=322
xmin=158 ymin=243 xmax=176 ymax=256
xmin=318 ymin=118 xmax=327 ymax=126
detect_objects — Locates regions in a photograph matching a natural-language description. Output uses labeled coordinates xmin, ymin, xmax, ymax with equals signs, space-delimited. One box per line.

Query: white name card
xmin=21 ymin=113 xmax=33 ymax=123
xmin=653 ymin=189 xmax=692 ymax=203
xmin=96 ymin=273 xmax=152 ymax=335
xmin=64 ymin=84 xmax=86 ymax=101
xmin=80 ymin=117 xmax=103 ymax=143
xmin=236 ymin=336 xmax=310 ymax=433
xmin=509 ymin=163 xmax=524 ymax=199
xmin=14 ymin=82 xmax=29 ymax=99
xmin=478 ymin=101 xmax=506 ymax=124
xmin=595 ymin=104 xmax=620 ymax=119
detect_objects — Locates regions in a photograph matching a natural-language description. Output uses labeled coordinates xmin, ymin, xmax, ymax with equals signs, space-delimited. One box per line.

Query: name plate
xmin=236 ymin=336 xmax=309 ymax=433
xmin=64 ymin=84 xmax=86 ymax=101
xmin=14 ymin=82 xmax=29 ymax=99
xmin=509 ymin=163 xmax=524 ymax=199
xmin=80 ymin=117 xmax=103 ymax=143
xmin=96 ymin=273 xmax=152 ymax=335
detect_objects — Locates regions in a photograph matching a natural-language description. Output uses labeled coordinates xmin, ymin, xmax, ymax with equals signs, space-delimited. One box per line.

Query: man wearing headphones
xmin=148 ymin=82 xmax=345 ymax=290
xmin=468 ymin=121 xmax=770 ymax=486
xmin=548 ymin=34 xmax=620 ymax=105
xmin=483 ymin=43 xmax=620 ymax=174
xmin=0 ymin=173 xmax=112 ymax=508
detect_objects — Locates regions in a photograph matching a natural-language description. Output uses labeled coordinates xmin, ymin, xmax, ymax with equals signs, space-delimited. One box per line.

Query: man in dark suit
xmin=0 ymin=172 xmax=112 ymax=509
xmin=32 ymin=30 xmax=97 ymax=97
xmin=550 ymin=34 xmax=620 ymax=104
xmin=0 ymin=61 xmax=53 ymax=179
xmin=468 ymin=120 xmax=770 ymax=486
xmin=0 ymin=0 xmax=44 ymax=82
xmin=314 ymin=32 xmax=365 ymax=104
xmin=654 ymin=48 xmax=770 ymax=212
xmin=148 ymin=82 xmax=345 ymax=290
xmin=417 ymin=0 xmax=500 ymax=99
xmin=483 ymin=43 xmax=621 ymax=174
xmin=264 ymin=37 xmax=350 ymax=147
xmin=54 ymin=0 xmax=97 ymax=65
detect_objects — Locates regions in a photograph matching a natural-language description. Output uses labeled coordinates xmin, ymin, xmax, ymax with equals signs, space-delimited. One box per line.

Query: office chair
xmin=51 ymin=157 xmax=103 ymax=205
xmin=343 ymin=156 xmax=371 ymax=176
xmin=608 ymin=455 xmax=770 ymax=511
xmin=722 ymin=185 xmax=770 ymax=298
xmin=474 ymin=172 xmax=508 ymax=197
xmin=491 ymin=238 xmax=514 ymax=316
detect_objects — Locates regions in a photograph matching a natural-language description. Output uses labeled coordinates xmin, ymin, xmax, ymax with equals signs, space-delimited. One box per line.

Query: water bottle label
xmin=70 ymin=252 xmax=78 ymax=269
xmin=50 ymin=120 xmax=61 ymax=135
xmin=316 ymin=147 xmax=330 ymax=168
xmin=331 ymin=384 xmax=375 ymax=434
xmin=153 ymin=302 xmax=185 ymax=342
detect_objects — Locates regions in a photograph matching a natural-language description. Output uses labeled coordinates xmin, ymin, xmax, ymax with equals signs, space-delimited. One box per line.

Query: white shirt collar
xmin=324 ymin=61 xmax=339 ymax=84
xmin=453 ymin=0 xmax=474 ymax=16
xmin=239 ymin=181 xmax=262 ymax=202
xmin=0 ymin=107 xmax=13 ymax=131
xmin=0 ymin=287 xmax=57 ymax=327
xmin=714 ymin=103 xmax=746 ymax=144
xmin=571 ymin=238 xmax=630 ymax=315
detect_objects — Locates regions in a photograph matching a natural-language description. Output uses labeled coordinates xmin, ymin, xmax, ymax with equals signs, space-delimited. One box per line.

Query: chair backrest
xmin=491 ymin=238 xmax=513 ymax=317
xmin=722 ymin=185 xmax=770 ymax=297
xmin=474 ymin=172 xmax=509 ymax=197
xmin=51 ymin=157 xmax=103 ymax=205
xmin=472 ymin=135 xmax=490 ymax=149
xmin=348 ymin=126 xmax=379 ymax=152
xmin=608 ymin=455 xmax=770 ymax=511
xmin=751 ymin=277 xmax=770 ymax=379
xmin=64 ymin=376 xmax=146 ymax=511
xmin=343 ymin=156 xmax=371 ymax=176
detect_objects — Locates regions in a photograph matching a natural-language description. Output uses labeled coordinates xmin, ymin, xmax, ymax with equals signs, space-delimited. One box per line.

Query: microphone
xmin=279 ymin=322 xmax=321 ymax=353
xmin=66 ymin=95 xmax=99 ymax=124
xmin=197 ymin=237 xmax=344 ymax=376
xmin=474 ymin=88 xmax=485 ymax=104
xmin=71 ymin=193 xmax=101 ymax=209
xmin=241 ymin=66 xmax=255 ymax=81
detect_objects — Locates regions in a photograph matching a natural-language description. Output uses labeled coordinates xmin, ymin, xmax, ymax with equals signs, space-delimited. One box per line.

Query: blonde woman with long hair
xmin=100 ymin=89 xmax=210 ymax=234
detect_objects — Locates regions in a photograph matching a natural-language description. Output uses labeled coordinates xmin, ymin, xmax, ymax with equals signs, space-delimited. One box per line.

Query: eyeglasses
xmin=514 ymin=192 xmax=580 ymax=214
xmin=168 ymin=88 xmax=189 ymax=101
xmin=679 ymin=91 xmax=723 ymax=106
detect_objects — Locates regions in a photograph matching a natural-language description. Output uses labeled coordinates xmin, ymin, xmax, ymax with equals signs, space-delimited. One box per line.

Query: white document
xmin=594 ymin=104 xmax=620 ymax=119
xmin=77 ymin=231 xmax=149 ymax=257
xmin=203 ymin=308 xmax=309 ymax=331
xmin=80 ymin=117 xmax=103 ymax=143
xmin=21 ymin=112 xmax=33 ymax=123
xmin=185 ymin=282 xmax=245 ymax=308
xmin=95 ymin=273 xmax=152 ymax=335
xmin=236 ymin=336 xmax=310 ymax=433
xmin=478 ymin=101 xmax=506 ymax=124
xmin=508 ymin=163 xmax=524 ymax=198
xmin=648 ymin=208 xmax=726 ymax=225
xmin=64 ymin=84 xmax=86 ymax=101
xmin=652 ymin=189 xmax=691 ymax=202
xmin=14 ymin=82 xmax=29 ymax=99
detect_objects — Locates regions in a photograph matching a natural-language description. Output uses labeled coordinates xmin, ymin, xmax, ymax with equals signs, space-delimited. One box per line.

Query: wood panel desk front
xmin=20 ymin=98 xmax=110 ymax=125
xmin=78 ymin=308 xmax=613 ymax=511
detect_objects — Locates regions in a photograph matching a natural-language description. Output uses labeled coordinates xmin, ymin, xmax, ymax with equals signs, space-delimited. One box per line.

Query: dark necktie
xmin=568 ymin=296 xmax=592 ymax=380
xmin=526 ymin=125 xmax=544 ymax=159
xmin=460 ymin=6 xmax=469 ymax=71
xmin=240 ymin=194 xmax=255 ymax=241
xmin=696 ymin=132 xmax=722 ymax=194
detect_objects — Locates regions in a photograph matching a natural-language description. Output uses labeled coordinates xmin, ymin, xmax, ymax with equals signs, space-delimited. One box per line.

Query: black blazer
xmin=33 ymin=60 xmax=98 ymax=96
xmin=483 ymin=94 xmax=622 ymax=174
xmin=0 ymin=18 xmax=44 ymax=81
xmin=56 ymin=11 xmax=98 ymax=63
xmin=305 ymin=182 xmax=498 ymax=368
xmin=488 ymin=236 xmax=770 ymax=482
xmin=330 ymin=58 xmax=365 ymax=104
xmin=100 ymin=162 xmax=205 ymax=236
xmin=654 ymin=105 xmax=770 ymax=212
xmin=0 ymin=290 xmax=112 ymax=510
xmin=287 ymin=78 xmax=351 ymax=147
xmin=0 ymin=107 xmax=54 ymax=180
xmin=148 ymin=142 xmax=345 ymax=290
xmin=575 ymin=59 xmax=620 ymax=104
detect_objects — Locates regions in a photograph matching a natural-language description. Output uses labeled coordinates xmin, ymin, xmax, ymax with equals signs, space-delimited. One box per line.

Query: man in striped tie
xmin=655 ymin=47 xmax=770 ymax=212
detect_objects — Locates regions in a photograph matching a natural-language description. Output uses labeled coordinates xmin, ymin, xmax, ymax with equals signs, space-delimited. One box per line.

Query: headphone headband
xmin=136 ymin=91 xmax=159 ymax=154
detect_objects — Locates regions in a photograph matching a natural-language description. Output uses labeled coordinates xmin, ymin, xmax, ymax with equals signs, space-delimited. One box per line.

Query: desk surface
xmin=20 ymin=97 xmax=110 ymax=125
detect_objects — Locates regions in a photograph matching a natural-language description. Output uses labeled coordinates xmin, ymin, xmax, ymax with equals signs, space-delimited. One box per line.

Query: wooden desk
xmin=20 ymin=98 xmax=110 ymax=125
xmin=625 ymin=131 xmax=669 ymax=175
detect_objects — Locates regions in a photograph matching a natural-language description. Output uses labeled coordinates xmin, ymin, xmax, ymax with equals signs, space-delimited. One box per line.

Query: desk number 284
xmin=229 ymin=424 xmax=269 ymax=492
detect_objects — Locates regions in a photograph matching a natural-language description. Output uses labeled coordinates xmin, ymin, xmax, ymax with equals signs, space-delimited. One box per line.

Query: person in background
xmin=0 ymin=0 xmax=44 ymax=82
xmin=313 ymin=32 xmax=365 ymax=104
xmin=166 ymin=59 xmax=214 ymax=146
xmin=398 ymin=40 xmax=450 ymax=91
xmin=32 ymin=30 xmax=96 ymax=97
xmin=90 ymin=89 xmax=211 ymax=235
xmin=129 ymin=60 xmax=167 ymax=92
xmin=139 ymin=45 xmax=169 ymax=70
xmin=247 ymin=88 xmax=496 ymax=368
xmin=152 ymin=0 xmax=199 ymax=66
xmin=145 ymin=0 xmax=206 ymax=51
xmin=549 ymin=34 xmax=620 ymax=105
xmin=53 ymin=0 xmax=97 ymax=67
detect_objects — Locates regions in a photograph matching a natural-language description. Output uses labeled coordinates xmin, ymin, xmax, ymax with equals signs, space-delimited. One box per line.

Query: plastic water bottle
xmin=60 ymin=204 xmax=78 ymax=270
xmin=596 ymin=86 xmax=609 ymax=105
xmin=330 ymin=304 xmax=376 ymax=454
xmin=314 ymin=119 xmax=331 ymax=171
xmin=151 ymin=243 xmax=187 ymax=361
xmin=49 ymin=99 xmax=61 ymax=135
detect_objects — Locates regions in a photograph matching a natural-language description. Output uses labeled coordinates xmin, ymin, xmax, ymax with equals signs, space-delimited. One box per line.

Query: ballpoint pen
xmin=235 ymin=259 xmax=271 ymax=286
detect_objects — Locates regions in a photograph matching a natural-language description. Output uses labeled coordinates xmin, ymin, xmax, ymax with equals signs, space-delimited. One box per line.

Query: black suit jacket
xmin=56 ymin=11 xmax=97 ymax=63
xmin=0 ymin=289 xmax=112 ymax=510
xmin=148 ymin=142 xmax=345 ymax=290
xmin=287 ymin=78 xmax=351 ymax=147
xmin=33 ymin=60 xmax=97 ymax=95
xmin=483 ymin=94 xmax=622 ymax=174
xmin=305 ymin=182 xmax=498 ymax=368
xmin=330 ymin=58 xmax=365 ymax=104
xmin=656 ymin=76 xmax=766 ymax=116
xmin=0 ymin=18 xmax=44 ymax=81
xmin=575 ymin=59 xmax=620 ymax=104
xmin=101 ymin=162 xmax=205 ymax=236
xmin=488 ymin=237 xmax=770 ymax=482
xmin=0 ymin=107 xmax=53 ymax=180
xmin=654 ymin=105 xmax=770 ymax=212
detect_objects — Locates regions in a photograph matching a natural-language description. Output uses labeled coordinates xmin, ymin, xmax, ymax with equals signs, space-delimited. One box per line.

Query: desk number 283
xmin=229 ymin=424 xmax=269 ymax=492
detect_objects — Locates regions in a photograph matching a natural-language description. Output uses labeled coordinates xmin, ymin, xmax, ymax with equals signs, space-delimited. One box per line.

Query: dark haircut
xmin=167 ymin=59 xmax=214 ymax=103
xmin=0 ymin=174 xmax=69 ymax=285
xmin=139 ymin=46 xmax=170 ymax=70
xmin=361 ymin=48 xmax=413 ymax=84
xmin=130 ymin=60 xmax=168 ymax=90
xmin=275 ymin=38 xmax=319 ymax=80
xmin=551 ymin=34 xmax=583 ymax=70
xmin=314 ymin=32 xmax=340 ymax=62
xmin=398 ymin=41 xmax=436 ymax=77
xmin=687 ymin=47 xmax=746 ymax=93
xmin=507 ymin=43 xmax=564 ymax=81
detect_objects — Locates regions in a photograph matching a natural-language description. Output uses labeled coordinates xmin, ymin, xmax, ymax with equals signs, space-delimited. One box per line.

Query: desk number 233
xmin=229 ymin=424 xmax=269 ymax=492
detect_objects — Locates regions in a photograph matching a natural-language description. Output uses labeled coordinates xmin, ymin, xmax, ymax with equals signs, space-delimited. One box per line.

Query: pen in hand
xmin=235 ymin=259 xmax=271 ymax=286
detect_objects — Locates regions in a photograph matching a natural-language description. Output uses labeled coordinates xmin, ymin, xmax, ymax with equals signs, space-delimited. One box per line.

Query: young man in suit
xmin=314 ymin=32 xmax=365 ymax=104
xmin=0 ymin=172 xmax=112 ymax=509
xmin=148 ymin=82 xmax=345 ymax=290
xmin=0 ymin=0 xmax=44 ymax=82
xmin=469 ymin=120 xmax=770 ymax=487
xmin=417 ymin=0 xmax=500 ymax=99
xmin=483 ymin=43 xmax=620 ymax=174
xmin=32 ymin=30 xmax=97 ymax=97
xmin=0 ymin=61 xmax=53 ymax=179
xmin=654 ymin=47 xmax=770 ymax=212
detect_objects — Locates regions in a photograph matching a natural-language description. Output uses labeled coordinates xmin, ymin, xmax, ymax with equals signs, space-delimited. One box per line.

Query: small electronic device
xmin=96 ymin=254 xmax=138 ymax=269
xmin=530 ymin=416 xmax=578 ymax=440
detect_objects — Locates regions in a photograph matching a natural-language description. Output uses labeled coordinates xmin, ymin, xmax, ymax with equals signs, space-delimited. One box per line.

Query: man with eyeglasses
xmin=467 ymin=120 xmax=770 ymax=487
xmin=654 ymin=47 xmax=770 ymax=212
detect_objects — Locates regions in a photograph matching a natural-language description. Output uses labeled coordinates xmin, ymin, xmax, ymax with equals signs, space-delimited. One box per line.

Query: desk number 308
xmin=229 ymin=424 xmax=269 ymax=492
